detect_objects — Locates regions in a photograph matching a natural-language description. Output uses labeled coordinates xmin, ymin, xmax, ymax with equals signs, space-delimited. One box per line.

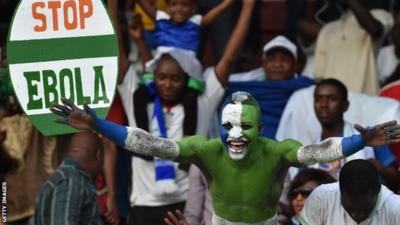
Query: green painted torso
xmin=183 ymin=137 xmax=301 ymax=223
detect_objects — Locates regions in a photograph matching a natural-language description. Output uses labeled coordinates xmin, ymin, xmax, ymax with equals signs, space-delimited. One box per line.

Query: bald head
xmin=67 ymin=131 xmax=102 ymax=177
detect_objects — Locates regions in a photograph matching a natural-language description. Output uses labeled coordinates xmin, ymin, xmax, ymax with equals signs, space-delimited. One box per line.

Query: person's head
xmin=314 ymin=78 xmax=349 ymax=128
xmin=339 ymin=160 xmax=380 ymax=223
xmin=154 ymin=54 xmax=189 ymax=104
xmin=67 ymin=131 xmax=103 ymax=178
xmin=220 ymin=92 xmax=262 ymax=161
xmin=288 ymin=169 xmax=336 ymax=216
xmin=262 ymin=36 xmax=297 ymax=81
xmin=166 ymin=0 xmax=197 ymax=24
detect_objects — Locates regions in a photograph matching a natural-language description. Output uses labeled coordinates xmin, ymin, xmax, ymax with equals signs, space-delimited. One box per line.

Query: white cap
xmin=262 ymin=35 xmax=297 ymax=60
xmin=145 ymin=46 xmax=204 ymax=82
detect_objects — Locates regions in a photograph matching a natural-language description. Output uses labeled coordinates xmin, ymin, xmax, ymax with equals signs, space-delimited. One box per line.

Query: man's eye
xmin=223 ymin=123 xmax=233 ymax=130
xmin=241 ymin=124 xmax=252 ymax=130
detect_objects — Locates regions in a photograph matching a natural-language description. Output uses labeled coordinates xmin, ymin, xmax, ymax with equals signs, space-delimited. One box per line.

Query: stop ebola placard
xmin=7 ymin=0 xmax=119 ymax=136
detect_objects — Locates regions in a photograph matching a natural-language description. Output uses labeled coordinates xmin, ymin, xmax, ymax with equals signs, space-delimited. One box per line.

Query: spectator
xmin=133 ymin=0 xmax=167 ymax=50
xmin=282 ymin=169 xmax=335 ymax=225
xmin=278 ymin=79 xmax=400 ymax=190
xmin=311 ymin=79 xmax=400 ymax=188
xmin=299 ymin=159 xmax=400 ymax=225
xmin=35 ymin=132 xmax=103 ymax=225
xmin=182 ymin=36 xmax=313 ymax=225
xmin=314 ymin=0 xmax=393 ymax=95
xmin=108 ymin=0 xmax=255 ymax=224
xmin=135 ymin=0 xmax=234 ymax=54
xmin=295 ymin=0 xmax=343 ymax=78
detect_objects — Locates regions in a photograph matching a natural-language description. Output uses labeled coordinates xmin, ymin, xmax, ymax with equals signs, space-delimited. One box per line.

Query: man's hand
xmin=50 ymin=97 xmax=96 ymax=130
xmin=354 ymin=120 xmax=400 ymax=147
xmin=164 ymin=210 xmax=190 ymax=225
xmin=105 ymin=196 xmax=120 ymax=225
xmin=128 ymin=13 xmax=144 ymax=41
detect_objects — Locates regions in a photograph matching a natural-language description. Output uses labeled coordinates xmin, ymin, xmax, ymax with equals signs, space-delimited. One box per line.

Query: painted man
xmin=50 ymin=91 xmax=400 ymax=225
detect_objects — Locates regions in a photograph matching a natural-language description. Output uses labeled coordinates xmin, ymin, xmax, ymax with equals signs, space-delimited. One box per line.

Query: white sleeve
xmin=201 ymin=67 xmax=225 ymax=103
xmin=117 ymin=65 xmax=139 ymax=127
xmin=370 ymin=9 xmax=393 ymax=44
xmin=228 ymin=68 xmax=265 ymax=82
xmin=156 ymin=10 xmax=170 ymax=21
xmin=299 ymin=186 xmax=326 ymax=225
xmin=124 ymin=127 xmax=180 ymax=160
xmin=197 ymin=67 xmax=225 ymax=135
xmin=190 ymin=14 xmax=202 ymax=25
xmin=297 ymin=137 xmax=344 ymax=166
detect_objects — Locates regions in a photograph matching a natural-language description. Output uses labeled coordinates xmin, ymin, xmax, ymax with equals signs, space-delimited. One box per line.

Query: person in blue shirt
xmin=135 ymin=0 xmax=234 ymax=53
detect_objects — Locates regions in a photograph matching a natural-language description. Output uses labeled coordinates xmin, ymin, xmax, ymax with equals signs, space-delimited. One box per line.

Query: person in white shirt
xmin=299 ymin=159 xmax=400 ymax=225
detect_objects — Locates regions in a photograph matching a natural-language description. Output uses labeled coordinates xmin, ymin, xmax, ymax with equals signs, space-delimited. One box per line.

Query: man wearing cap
xmin=261 ymin=35 xmax=299 ymax=81
xmin=107 ymin=1 xmax=256 ymax=224
xmin=230 ymin=35 xmax=302 ymax=82
xmin=228 ymin=35 xmax=314 ymax=139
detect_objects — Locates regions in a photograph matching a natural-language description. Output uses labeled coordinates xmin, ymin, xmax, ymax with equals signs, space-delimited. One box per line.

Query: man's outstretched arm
xmin=285 ymin=121 xmax=400 ymax=165
xmin=50 ymin=98 xmax=183 ymax=160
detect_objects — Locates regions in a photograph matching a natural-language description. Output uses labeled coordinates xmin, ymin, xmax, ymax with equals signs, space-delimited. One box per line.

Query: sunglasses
xmin=289 ymin=188 xmax=313 ymax=199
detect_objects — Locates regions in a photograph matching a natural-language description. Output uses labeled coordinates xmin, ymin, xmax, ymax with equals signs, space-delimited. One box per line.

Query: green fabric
xmin=138 ymin=72 xmax=205 ymax=93
xmin=138 ymin=72 xmax=155 ymax=86
xmin=177 ymin=136 xmax=302 ymax=223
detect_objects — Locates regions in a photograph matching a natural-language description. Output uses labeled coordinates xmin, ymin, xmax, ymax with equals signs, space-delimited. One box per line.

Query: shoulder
xmin=259 ymin=138 xmax=302 ymax=155
xmin=307 ymin=183 xmax=340 ymax=205
xmin=275 ymin=138 xmax=303 ymax=151
xmin=370 ymin=9 xmax=393 ymax=28
xmin=189 ymin=14 xmax=202 ymax=25
xmin=178 ymin=136 xmax=223 ymax=158
xmin=314 ymin=183 xmax=339 ymax=195
xmin=179 ymin=136 xmax=222 ymax=150
xmin=381 ymin=186 xmax=400 ymax=215
xmin=156 ymin=10 xmax=170 ymax=20
xmin=319 ymin=19 xmax=340 ymax=33
xmin=43 ymin=165 xmax=87 ymax=193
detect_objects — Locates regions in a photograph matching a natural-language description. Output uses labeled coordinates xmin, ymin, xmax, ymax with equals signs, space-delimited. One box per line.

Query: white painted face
xmin=221 ymin=103 xmax=248 ymax=160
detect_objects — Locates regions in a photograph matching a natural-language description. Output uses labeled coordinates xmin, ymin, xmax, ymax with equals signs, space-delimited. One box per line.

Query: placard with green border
xmin=7 ymin=0 xmax=119 ymax=136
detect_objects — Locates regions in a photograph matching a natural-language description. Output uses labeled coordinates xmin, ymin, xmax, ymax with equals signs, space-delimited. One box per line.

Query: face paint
xmin=221 ymin=103 xmax=246 ymax=160
xmin=221 ymin=102 xmax=260 ymax=161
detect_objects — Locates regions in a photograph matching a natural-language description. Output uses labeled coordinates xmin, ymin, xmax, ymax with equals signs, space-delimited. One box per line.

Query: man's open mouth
xmin=228 ymin=138 xmax=248 ymax=153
